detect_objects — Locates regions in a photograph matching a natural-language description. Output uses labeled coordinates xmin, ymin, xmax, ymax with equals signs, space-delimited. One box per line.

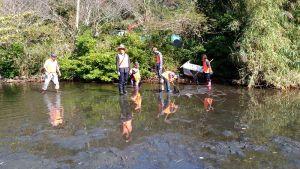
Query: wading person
xmin=202 ymin=54 xmax=213 ymax=87
xmin=161 ymin=71 xmax=178 ymax=93
xmin=129 ymin=62 xmax=141 ymax=89
xmin=116 ymin=44 xmax=130 ymax=95
xmin=152 ymin=47 xmax=163 ymax=81
xmin=42 ymin=53 xmax=61 ymax=93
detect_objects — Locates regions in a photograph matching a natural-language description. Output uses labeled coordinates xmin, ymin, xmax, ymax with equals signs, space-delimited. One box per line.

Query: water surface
xmin=0 ymin=83 xmax=299 ymax=169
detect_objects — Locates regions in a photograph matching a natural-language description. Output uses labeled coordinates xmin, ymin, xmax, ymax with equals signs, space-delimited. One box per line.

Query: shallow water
xmin=0 ymin=83 xmax=299 ymax=169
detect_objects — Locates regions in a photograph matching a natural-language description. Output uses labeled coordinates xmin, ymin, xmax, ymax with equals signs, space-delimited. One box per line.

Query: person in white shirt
xmin=42 ymin=53 xmax=61 ymax=92
xmin=116 ymin=44 xmax=130 ymax=95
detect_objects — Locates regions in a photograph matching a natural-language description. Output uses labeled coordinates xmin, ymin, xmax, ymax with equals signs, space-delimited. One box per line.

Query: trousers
xmin=119 ymin=68 xmax=129 ymax=93
xmin=43 ymin=73 xmax=59 ymax=90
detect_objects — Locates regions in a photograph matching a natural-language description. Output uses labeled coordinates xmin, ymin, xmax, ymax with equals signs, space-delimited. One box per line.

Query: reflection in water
xmin=203 ymin=97 xmax=214 ymax=112
xmin=0 ymin=84 xmax=299 ymax=169
xmin=240 ymin=90 xmax=300 ymax=143
xmin=131 ymin=88 xmax=142 ymax=112
xmin=44 ymin=93 xmax=64 ymax=127
xmin=119 ymin=95 xmax=133 ymax=142
xmin=157 ymin=92 xmax=178 ymax=124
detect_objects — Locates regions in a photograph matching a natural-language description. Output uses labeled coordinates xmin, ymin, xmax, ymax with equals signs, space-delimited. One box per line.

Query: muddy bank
xmin=0 ymin=76 xmax=43 ymax=84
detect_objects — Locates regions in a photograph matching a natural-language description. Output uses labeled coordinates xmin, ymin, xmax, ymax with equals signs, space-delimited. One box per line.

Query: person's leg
xmin=156 ymin=64 xmax=160 ymax=77
xmin=156 ymin=64 xmax=162 ymax=80
xmin=42 ymin=73 xmax=52 ymax=91
xmin=159 ymin=66 xmax=162 ymax=77
xmin=119 ymin=68 xmax=125 ymax=94
xmin=123 ymin=70 xmax=129 ymax=94
xmin=163 ymin=77 xmax=171 ymax=92
xmin=134 ymin=80 xmax=139 ymax=90
xmin=206 ymin=73 xmax=211 ymax=86
xmin=52 ymin=74 xmax=60 ymax=91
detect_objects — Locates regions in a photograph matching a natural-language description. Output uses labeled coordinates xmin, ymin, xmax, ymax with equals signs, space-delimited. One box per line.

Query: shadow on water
xmin=0 ymin=82 xmax=299 ymax=169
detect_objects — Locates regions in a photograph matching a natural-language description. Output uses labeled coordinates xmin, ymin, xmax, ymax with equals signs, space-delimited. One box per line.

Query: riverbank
xmin=0 ymin=75 xmax=299 ymax=90
xmin=0 ymin=76 xmax=43 ymax=84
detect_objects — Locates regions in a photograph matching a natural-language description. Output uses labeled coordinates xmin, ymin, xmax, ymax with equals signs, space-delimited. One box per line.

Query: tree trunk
xmin=75 ymin=0 xmax=80 ymax=30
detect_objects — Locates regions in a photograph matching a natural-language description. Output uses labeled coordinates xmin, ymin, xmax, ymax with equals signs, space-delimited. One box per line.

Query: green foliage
xmin=0 ymin=1 xmax=299 ymax=88
xmin=236 ymin=0 xmax=300 ymax=88
xmin=0 ymin=43 xmax=24 ymax=78
xmin=0 ymin=12 xmax=73 ymax=77
xmin=74 ymin=30 xmax=97 ymax=57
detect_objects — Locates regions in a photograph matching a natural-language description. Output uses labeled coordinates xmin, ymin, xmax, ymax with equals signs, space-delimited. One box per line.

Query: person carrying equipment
xmin=41 ymin=53 xmax=61 ymax=93
xmin=116 ymin=44 xmax=130 ymax=95
xmin=161 ymin=71 xmax=178 ymax=93
xmin=202 ymin=54 xmax=213 ymax=87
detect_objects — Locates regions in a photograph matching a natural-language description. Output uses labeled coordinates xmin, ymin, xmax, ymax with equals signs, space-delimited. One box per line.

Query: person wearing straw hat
xmin=41 ymin=53 xmax=61 ymax=93
xmin=116 ymin=44 xmax=131 ymax=95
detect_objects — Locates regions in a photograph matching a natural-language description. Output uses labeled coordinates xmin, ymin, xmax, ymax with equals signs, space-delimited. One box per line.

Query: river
xmin=0 ymin=83 xmax=299 ymax=169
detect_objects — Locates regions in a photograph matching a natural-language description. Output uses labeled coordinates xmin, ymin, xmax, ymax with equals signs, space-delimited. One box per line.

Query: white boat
xmin=180 ymin=60 xmax=203 ymax=77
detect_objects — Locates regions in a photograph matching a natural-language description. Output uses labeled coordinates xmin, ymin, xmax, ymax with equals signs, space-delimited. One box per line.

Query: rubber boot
xmin=119 ymin=86 xmax=124 ymax=95
xmin=123 ymin=85 xmax=127 ymax=94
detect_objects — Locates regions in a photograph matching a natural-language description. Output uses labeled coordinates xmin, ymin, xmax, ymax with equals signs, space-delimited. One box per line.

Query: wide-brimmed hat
xmin=117 ymin=44 xmax=126 ymax=51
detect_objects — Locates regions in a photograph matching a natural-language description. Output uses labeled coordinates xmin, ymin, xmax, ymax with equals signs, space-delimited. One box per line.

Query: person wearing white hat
xmin=116 ymin=44 xmax=130 ymax=95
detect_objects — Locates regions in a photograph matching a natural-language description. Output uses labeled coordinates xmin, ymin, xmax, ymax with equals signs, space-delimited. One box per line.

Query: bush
xmin=0 ymin=43 xmax=24 ymax=78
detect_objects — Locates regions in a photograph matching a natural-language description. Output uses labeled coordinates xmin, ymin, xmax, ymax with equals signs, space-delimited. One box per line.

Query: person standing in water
xmin=202 ymin=54 xmax=213 ymax=87
xmin=42 ymin=53 xmax=61 ymax=93
xmin=116 ymin=44 xmax=130 ymax=95
xmin=129 ymin=62 xmax=141 ymax=89
xmin=152 ymin=47 xmax=163 ymax=81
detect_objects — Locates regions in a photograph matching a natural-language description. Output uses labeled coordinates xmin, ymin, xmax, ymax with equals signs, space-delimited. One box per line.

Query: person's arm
xmin=44 ymin=59 xmax=49 ymax=73
xmin=160 ymin=53 xmax=163 ymax=67
xmin=116 ymin=55 xmax=119 ymax=70
xmin=56 ymin=63 xmax=61 ymax=76
xmin=127 ymin=54 xmax=131 ymax=69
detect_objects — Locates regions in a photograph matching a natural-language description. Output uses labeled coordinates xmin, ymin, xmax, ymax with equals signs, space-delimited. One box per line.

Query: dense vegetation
xmin=0 ymin=0 xmax=299 ymax=89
